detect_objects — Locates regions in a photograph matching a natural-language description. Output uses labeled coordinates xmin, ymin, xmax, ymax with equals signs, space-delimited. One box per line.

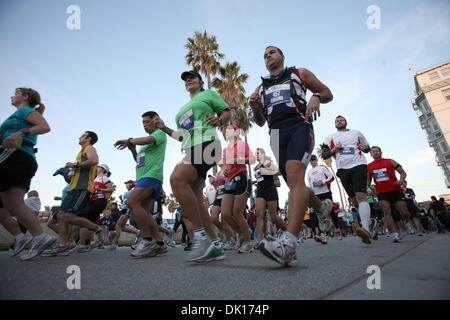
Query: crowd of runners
xmin=1 ymin=46 xmax=450 ymax=266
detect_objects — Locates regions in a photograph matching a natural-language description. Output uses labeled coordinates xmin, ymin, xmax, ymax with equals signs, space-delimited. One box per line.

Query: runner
xmin=322 ymin=115 xmax=372 ymax=244
xmin=114 ymin=111 xmax=168 ymax=258
xmin=155 ymin=70 xmax=231 ymax=262
xmin=403 ymin=181 xmax=425 ymax=236
xmin=77 ymin=163 xmax=115 ymax=252
xmin=307 ymin=154 xmax=335 ymax=244
xmin=0 ymin=87 xmax=56 ymax=260
xmin=367 ymin=146 xmax=411 ymax=243
xmin=254 ymin=147 xmax=286 ymax=247
xmin=220 ymin=124 xmax=256 ymax=253
xmin=249 ymin=46 xmax=333 ymax=266
xmin=44 ymin=131 xmax=103 ymax=256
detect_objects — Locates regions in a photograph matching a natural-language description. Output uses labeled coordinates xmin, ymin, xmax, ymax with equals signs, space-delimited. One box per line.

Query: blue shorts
xmin=270 ymin=123 xmax=315 ymax=183
xmin=61 ymin=190 xmax=91 ymax=216
xmin=135 ymin=178 xmax=162 ymax=200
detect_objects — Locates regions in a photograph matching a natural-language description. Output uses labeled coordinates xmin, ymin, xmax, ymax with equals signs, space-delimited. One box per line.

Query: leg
xmin=255 ymin=198 xmax=267 ymax=241
xmin=0 ymin=208 xmax=23 ymax=237
xmin=127 ymin=188 xmax=162 ymax=241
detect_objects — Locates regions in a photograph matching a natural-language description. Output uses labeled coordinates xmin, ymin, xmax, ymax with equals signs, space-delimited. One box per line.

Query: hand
xmin=332 ymin=142 xmax=342 ymax=153
xmin=305 ymin=95 xmax=321 ymax=122
xmin=1 ymin=131 xmax=23 ymax=149
xmin=205 ymin=115 xmax=220 ymax=127
xmin=396 ymin=180 xmax=406 ymax=187
xmin=154 ymin=117 xmax=165 ymax=129
xmin=357 ymin=143 xmax=368 ymax=151
xmin=248 ymin=92 xmax=262 ymax=110
xmin=65 ymin=162 xmax=76 ymax=168
xmin=114 ymin=139 xmax=129 ymax=150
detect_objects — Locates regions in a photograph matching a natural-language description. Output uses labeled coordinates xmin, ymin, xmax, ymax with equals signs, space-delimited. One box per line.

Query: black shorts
xmin=336 ymin=165 xmax=368 ymax=198
xmin=213 ymin=199 xmax=222 ymax=207
xmin=61 ymin=190 xmax=92 ymax=216
xmin=85 ymin=198 xmax=108 ymax=223
xmin=377 ymin=191 xmax=406 ymax=204
xmin=183 ymin=140 xmax=221 ymax=180
xmin=224 ymin=173 xmax=252 ymax=196
xmin=256 ymin=182 xmax=278 ymax=202
xmin=0 ymin=149 xmax=38 ymax=195
xmin=407 ymin=201 xmax=418 ymax=218
xmin=317 ymin=192 xmax=333 ymax=201
xmin=120 ymin=208 xmax=130 ymax=215
xmin=270 ymin=123 xmax=314 ymax=183
xmin=369 ymin=203 xmax=384 ymax=220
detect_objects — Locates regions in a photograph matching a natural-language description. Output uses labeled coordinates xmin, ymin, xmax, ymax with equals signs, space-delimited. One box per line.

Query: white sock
xmin=359 ymin=202 xmax=371 ymax=231
xmin=286 ymin=231 xmax=298 ymax=242
xmin=194 ymin=228 xmax=208 ymax=240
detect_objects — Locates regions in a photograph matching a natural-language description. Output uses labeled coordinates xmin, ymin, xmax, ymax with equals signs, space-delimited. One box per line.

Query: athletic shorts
xmin=406 ymin=201 xmax=418 ymax=218
xmin=336 ymin=165 xmax=368 ymax=198
xmin=213 ymin=199 xmax=222 ymax=207
xmin=270 ymin=123 xmax=314 ymax=183
xmin=85 ymin=198 xmax=108 ymax=223
xmin=316 ymin=192 xmax=333 ymax=201
xmin=256 ymin=182 xmax=278 ymax=202
xmin=61 ymin=190 xmax=92 ymax=216
xmin=224 ymin=173 xmax=252 ymax=196
xmin=120 ymin=208 xmax=129 ymax=215
xmin=377 ymin=191 xmax=406 ymax=204
xmin=136 ymin=177 xmax=162 ymax=200
xmin=369 ymin=203 xmax=384 ymax=220
xmin=182 ymin=140 xmax=221 ymax=180
xmin=0 ymin=149 xmax=38 ymax=195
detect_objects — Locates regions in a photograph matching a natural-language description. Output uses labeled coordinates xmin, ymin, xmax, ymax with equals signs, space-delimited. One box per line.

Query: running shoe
xmin=356 ymin=227 xmax=372 ymax=244
xmin=259 ymin=231 xmax=297 ymax=267
xmin=10 ymin=233 xmax=32 ymax=257
xmin=20 ymin=233 xmax=57 ymax=261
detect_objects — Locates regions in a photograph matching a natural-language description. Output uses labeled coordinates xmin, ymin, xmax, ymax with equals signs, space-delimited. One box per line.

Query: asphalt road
xmin=1 ymin=232 xmax=449 ymax=300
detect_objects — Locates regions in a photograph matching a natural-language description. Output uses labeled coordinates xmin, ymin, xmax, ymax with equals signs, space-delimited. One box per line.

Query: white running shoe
xmin=21 ymin=233 xmax=58 ymax=260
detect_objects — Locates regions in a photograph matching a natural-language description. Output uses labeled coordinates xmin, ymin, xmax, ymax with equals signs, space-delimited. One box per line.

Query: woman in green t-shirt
xmin=0 ymin=88 xmax=57 ymax=260
xmin=156 ymin=70 xmax=231 ymax=262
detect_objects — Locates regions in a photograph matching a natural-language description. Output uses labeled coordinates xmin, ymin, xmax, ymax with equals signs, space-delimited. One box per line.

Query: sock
xmin=286 ymin=231 xmax=298 ymax=242
xmin=359 ymin=202 xmax=371 ymax=231
xmin=194 ymin=228 xmax=208 ymax=240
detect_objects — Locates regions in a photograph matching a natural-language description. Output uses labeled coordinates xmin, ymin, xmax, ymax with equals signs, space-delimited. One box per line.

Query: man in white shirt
xmin=321 ymin=115 xmax=372 ymax=244
xmin=307 ymin=155 xmax=334 ymax=201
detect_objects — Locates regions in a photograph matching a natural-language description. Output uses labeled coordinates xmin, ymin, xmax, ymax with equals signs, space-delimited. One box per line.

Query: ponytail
xmin=16 ymin=87 xmax=45 ymax=114
xmin=34 ymin=103 xmax=45 ymax=114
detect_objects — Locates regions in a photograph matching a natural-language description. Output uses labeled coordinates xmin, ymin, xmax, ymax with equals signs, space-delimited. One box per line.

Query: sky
xmin=1 ymin=0 xmax=449 ymax=216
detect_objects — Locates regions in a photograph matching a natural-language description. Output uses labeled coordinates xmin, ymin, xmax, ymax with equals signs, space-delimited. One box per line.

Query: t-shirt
xmin=136 ymin=129 xmax=167 ymax=182
xmin=121 ymin=191 xmax=131 ymax=210
xmin=367 ymin=185 xmax=376 ymax=203
xmin=223 ymin=140 xmax=255 ymax=181
xmin=307 ymin=165 xmax=334 ymax=195
xmin=91 ymin=175 xmax=111 ymax=201
xmin=175 ymin=89 xmax=229 ymax=150
xmin=0 ymin=107 xmax=38 ymax=157
xmin=404 ymin=188 xmax=416 ymax=207
xmin=205 ymin=185 xmax=216 ymax=206
xmin=323 ymin=129 xmax=369 ymax=170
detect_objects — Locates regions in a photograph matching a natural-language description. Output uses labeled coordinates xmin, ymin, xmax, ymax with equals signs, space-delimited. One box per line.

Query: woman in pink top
xmin=221 ymin=124 xmax=256 ymax=253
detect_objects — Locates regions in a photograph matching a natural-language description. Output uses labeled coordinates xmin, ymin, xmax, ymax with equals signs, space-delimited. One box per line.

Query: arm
xmin=248 ymin=86 xmax=266 ymax=127
xmin=392 ymin=159 xmax=406 ymax=185
xmin=323 ymin=167 xmax=335 ymax=184
xmin=367 ymin=172 xmax=372 ymax=190
xmin=205 ymin=110 xmax=232 ymax=128
xmin=321 ymin=143 xmax=341 ymax=160
xmin=260 ymin=160 xmax=279 ymax=175
xmin=357 ymin=131 xmax=371 ymax=153
xmin=2 ymin=111 xmax=51 ymax=148
xmin=299 ymin=68 xmax=333 ymax=122
xmin=100 ymin=182 xmax=115 ymax=193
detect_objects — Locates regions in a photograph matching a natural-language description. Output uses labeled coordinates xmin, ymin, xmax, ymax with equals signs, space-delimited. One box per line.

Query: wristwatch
xmin=20 ymin=128 xmax=31 ymax=136
xmin=312 ymin=93 xmax=322 ymax=102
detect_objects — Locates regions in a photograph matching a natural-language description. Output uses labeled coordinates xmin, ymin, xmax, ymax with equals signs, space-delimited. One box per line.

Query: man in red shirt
xmin=367 ymin=146 xmax=411 ymax=243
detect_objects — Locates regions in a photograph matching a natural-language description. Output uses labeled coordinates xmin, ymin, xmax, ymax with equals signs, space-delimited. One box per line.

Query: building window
xmin=428 ymin=72 xmax=440 ymax=81
xmin=419 ymin=99 xmax=431 ymax=113
xmin=431 ymin=119 xmax=440 ymax=132
xmin=442 ymin=88 xmax=450 ymax=101
xmin=440 ymin=141 xmax=449 ymax=154
xmin=441 ymin=67 xmax=450 ymax=77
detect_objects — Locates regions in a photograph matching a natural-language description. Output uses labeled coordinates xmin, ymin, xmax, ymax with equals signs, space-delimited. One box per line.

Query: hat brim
xmin=181 ymin=71 xmax=202 ymax=81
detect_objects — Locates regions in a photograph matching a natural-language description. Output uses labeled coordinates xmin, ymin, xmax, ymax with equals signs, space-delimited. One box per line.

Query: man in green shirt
xmin=114 ymin=111 xmax=168 ymax=258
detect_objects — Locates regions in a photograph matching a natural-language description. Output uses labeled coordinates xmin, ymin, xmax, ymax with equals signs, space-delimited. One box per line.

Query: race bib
xmin=179 ymin=110 xmax=195 ymax=131
xmin=217 ymin=186 xmax=225 ymax=199
xmin=136 ymin=152 xmax=145 ymax=168
xmin=255 ymin=169 xmax=264 ymax=183
xmin=373 ymin=168 xmax=389 ymax=182
xmin=339 ymin=147 xmax=355 ymax=155
xmin=225 ymin=181 xmax=237 ymax=191
xmin=264 ymin=84 xmax=291 ymax=108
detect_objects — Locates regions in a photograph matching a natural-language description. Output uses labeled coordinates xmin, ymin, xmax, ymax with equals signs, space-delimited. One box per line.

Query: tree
xmin=185 ymin=31 xmax=224 ymax=89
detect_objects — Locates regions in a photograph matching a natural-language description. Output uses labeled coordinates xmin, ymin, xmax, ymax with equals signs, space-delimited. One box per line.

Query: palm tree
xmin=316 ymin=144 xmax=348 ymax=208
xmin=185 ymin=31 xmax=224 ymax=88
